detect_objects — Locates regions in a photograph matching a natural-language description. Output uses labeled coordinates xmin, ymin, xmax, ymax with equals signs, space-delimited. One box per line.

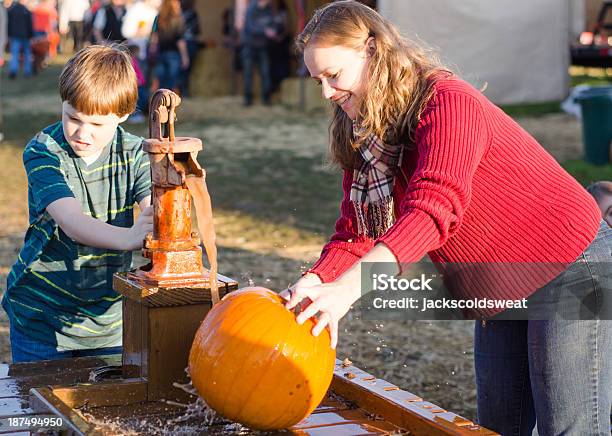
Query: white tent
xmin=378 ymin=0 xmax=585 ymax=104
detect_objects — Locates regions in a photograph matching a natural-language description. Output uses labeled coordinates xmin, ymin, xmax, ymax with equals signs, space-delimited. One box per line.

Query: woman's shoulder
xmin=431 ymin=73 xmax=486 ymax=101
xmin=417 ymin=73 xmax=493 ymax=121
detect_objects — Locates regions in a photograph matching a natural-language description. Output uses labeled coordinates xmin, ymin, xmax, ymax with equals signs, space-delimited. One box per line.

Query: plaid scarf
xmin=350 ymin=124 xmax=404 ymax=238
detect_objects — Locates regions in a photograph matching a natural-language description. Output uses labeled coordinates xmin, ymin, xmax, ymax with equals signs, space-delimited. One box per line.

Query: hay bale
xmin=190 ymin=47 xmax=234 ymax=98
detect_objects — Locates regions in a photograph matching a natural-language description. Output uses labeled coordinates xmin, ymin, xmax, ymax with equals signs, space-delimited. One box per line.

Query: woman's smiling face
xmin=304 ymin=42 xmax=371 ymax=120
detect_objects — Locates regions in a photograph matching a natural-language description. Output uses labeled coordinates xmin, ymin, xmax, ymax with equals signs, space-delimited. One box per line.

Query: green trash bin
xmin=576 ymin=86 xmax=612 ymax=165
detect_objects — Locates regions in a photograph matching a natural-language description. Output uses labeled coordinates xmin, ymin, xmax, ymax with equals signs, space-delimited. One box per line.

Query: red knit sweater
xmin=308 ymin=76 xmax=601 ymax=314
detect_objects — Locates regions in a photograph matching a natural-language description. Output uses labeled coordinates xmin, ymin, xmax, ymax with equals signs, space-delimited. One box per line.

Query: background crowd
xmin=0 ymin=0 xmax=295 ymax=120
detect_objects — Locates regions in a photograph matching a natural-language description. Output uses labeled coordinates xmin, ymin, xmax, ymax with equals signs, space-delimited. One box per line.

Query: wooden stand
xmin=113 ymin=271 xmax=238 ymax=402
xmin=25 ymin=358 xmax=499 ymax=435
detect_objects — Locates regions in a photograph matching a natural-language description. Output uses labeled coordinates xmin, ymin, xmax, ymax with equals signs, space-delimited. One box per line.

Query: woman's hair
xmin=157 ymin=0 xmax=184 ymax=38
xmin=59 ymin=44 xmax=137 ymax=117
xmin=586 ymin=181 xmax=612 ymax=203
xmin=296 ymin=1 xmax=448 ymax=169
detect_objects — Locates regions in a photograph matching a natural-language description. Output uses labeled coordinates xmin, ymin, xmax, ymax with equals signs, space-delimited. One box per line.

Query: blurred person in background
xmin=122 ymin=0 xmax=159 ymax=94
xmin=127 ymin=44 xmax=148 ymax=123
xmin=31 ymin=0 xmax=57 ymax=71
xmin=176 ymin=0 xmax=199 ymax=97
xmin=149 ymin=0 xmax=188 ymax=92
xmin=0 ymin=0 xmax=7 ymax=67
xmin=121 ymin=0 xmax=159 ymax=60
xmin=7 ymin=0 xmax=33 ymax=79
xmin=0 ymin=0 xmax=6 ymax=142
xmin=241 ymin=0 xmax=275 ymax=106
xmin=93 ymin=0 xmax=126 ymax=44
xmin=58 ymin=0 xmax=88 ymax=52
xmin=268 ymin=0 xmax=290 ymax=95
xmin=82 ymin=0 xmax=101 ymax=44
xmin=222 ymin=5 xmax=241 ymax=94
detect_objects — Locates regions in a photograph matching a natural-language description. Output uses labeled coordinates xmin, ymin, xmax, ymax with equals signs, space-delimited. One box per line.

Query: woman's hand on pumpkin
xmin=279 ymin=273 xmax=322 ymax=301
xmin=285 ymin=275 xmax=360 ymax=349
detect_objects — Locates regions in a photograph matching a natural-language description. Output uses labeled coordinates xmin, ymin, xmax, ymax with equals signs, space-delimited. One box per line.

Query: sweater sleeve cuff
xmin=377 ymin=209 xmax=441 ymax=271
xmin=307 ymin=246 xmax=362 ymax=283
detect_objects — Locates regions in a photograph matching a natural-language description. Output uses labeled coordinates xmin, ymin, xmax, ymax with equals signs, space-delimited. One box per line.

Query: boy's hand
xmin=127 ymin=206 xmax=153 ymax=250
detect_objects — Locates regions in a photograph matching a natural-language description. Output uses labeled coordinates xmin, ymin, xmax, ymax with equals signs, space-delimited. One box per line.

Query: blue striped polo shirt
xmin=2 ymin=121 xmax=151 ymax=350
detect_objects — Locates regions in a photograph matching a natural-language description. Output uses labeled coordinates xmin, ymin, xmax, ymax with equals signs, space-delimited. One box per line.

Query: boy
xmin=2 ymin=44 xmax=153 ymax=363
xmin=587 ymin=180 xmax=612 ymax=227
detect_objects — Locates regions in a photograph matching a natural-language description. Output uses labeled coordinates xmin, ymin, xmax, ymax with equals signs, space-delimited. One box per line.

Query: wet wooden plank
xmin=29 ymin=387 xmax=103 ymax=436
xmin=311 ymin=396 xmax=352 ymax=414
xmin=86 ymin=400 xmax=186 ymax=420
xmin=0 ymin=396 xmax=33 ymax=417
xmin=122 ymin=297 xmax=148 ymax=380
xmin=332 ymin=360 xmax=497 ymax=435
xmin=3 ymin=355 xmax=121 ymax=380
xmin=0 ymin=365 xmax=112 ymax=398
xmin=294 ymin=409 xmax=401 ymax=433
xmin=0 ymin=355 xmax=497 ymax=435
xmin=334 ymin=409 xmax=402 ymax=432
xmin=146 ymin=304 xmax=208 ymax=401
xmin=292 ymin=422 xmax=389 ymax=436
xmin=47 ymin=379 xmax=148 ymax=409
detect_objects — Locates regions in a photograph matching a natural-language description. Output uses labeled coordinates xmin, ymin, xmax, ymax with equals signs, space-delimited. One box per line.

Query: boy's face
xmin=62 ymin=102 xmax=128 ymax=158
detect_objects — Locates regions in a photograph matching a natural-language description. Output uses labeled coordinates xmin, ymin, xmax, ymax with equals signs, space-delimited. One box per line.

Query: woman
xmin=149 ymin=0 xmax=189 ymax=92
xmin=176 ymin=0 xmax=200 ymax=96
xmin=282 ymin=2 xmax=611 ymax=435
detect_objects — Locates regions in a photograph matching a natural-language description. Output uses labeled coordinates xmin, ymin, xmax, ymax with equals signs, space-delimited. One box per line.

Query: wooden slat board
xmin=0 ymin=354 xmax=499 ymax=435
xmin=331 ymin=360 xmax=496 ymax=435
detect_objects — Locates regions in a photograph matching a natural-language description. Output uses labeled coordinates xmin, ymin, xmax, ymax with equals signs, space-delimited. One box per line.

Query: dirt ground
xmin=0 ymin=63 xmax=587 ymax=421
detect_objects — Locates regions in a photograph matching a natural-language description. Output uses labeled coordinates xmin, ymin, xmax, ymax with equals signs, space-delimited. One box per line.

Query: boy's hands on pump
xmin=128 ymin=205 xmax=153 ymax=250
xmin=46 ymin=197 xmax=153 ymax=251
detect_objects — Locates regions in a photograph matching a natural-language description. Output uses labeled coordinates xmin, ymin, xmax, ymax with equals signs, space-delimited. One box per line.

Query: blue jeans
xmin=10 ymin=324 xmax=122 ymax=363
xmin=241 ymin=45 xmax=272 ymax=103
xmin=9 ymin=38 xmax=32 ymax=76
xmin=155 ymin=50 xmax=181 ymax=90
xmin=475 ymin=221 xmax=612 ymax=435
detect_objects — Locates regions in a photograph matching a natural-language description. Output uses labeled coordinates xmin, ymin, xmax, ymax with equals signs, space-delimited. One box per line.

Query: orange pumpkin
xmin=188 ymin=287 xmax=336 ymax=430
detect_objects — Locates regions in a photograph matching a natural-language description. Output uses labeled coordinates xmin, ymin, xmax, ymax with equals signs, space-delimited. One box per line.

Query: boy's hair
xmin=127 ymin=44 xmax=140 ymax=57
xmin=586 ymin=181 xmax=612 ymax=203
xmin=59 ymin=44 xmax=138 ymax=118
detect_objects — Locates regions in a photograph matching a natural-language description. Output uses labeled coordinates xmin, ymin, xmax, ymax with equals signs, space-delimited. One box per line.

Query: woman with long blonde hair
xmin=283 ymin=2 xmax=611 ymax=434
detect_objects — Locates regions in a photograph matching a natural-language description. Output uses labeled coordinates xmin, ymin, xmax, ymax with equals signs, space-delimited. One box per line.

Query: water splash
xmin=79 ymin=371 xmax=252 ymax=434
